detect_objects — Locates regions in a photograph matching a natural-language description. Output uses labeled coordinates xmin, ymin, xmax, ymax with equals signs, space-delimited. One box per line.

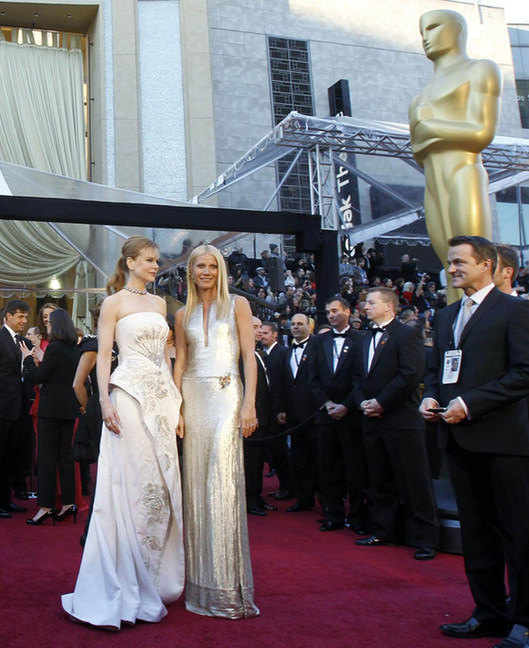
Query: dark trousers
xmin=244 ymin=429 xmax=267 ymax=510
xmin=363 ymin=425 xmax=439 ymax=547
xmin=37 ymin=417 xmax=75 ymax=508
xmin=0 ymin=418 xmax=17 ymax=507
xmin=266 ymin=419 xmax=292 ymax=493
xmin=290 ymin=420 xmax=319 ymax=508
xmin=317 ymin=420 xmax=368 ymax=525
xmin=11 ymin=412 xmax=34 ymax=493
xmin=447 ymin=439 xmax=529 ymax=627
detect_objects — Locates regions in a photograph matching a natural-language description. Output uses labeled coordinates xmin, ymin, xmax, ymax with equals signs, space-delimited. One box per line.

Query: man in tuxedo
xmin=354 ymin=287 xmax=439 ymax=560
xmin=261 ymin=321 xmax=293 ymax=500
xmin=494 ymin=243 xmax=520 ymax=296
xmin=0 ymin=300 xmax=32 ymax=518
xmin=420 ymin=235 xmax=529 ymax=648
xmin=243 ymin=317 xmax=277 ymax=516
xmin=309 ymin=296 xmax=368 ymax=533
xmin=277 ymin=313 xmax=319 ymax=512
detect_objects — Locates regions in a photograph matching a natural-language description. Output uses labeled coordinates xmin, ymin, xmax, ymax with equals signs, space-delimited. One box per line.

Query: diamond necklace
xmin=124 ymin=285 xmax=148 ymax=295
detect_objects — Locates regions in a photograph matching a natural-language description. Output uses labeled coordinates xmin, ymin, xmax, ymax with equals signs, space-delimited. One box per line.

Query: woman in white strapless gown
xmin=62 ymin=236 xmax=184 ymax=630
xmin=174 ymin=244 xmax=259 ymax=619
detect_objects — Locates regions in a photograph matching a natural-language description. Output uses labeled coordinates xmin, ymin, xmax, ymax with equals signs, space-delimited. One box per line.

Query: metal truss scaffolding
xmin=193 ymin=112 xmax=529 ymax=244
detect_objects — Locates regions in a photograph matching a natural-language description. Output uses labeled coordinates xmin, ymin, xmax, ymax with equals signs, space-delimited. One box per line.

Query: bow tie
xmin=370 ymin=326 xmax=386 ymax=335
xmin=292 ymin=341 xmax=306 ymax=350
xmin=332 ymin=332 xmax=348 ymax=338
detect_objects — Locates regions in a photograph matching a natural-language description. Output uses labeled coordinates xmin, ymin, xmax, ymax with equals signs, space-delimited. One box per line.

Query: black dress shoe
xmin=15 ymin=490 xmax=29 ymax=500
xmin=264 ymin=469 xmax=276 ymax=477
xmin=261 ymin=503 xmax=278 ymax=512
xmin=286 ymin=502 xmax=312 ymax=513
xmin=319 ymin=520 xmax=345 ymax=532
xmin=247 ymin=508 xmax=267 ymax=516
xmin=7 ymin=501 xmax=27 ymax=513
xmin=414 ymin=546 xmax=437 ymax=560
xmin=440 ymin=616 xmax=510 ymax=639
xmin=351 ymin=523 xmax=368 ymax=536
xmin=355 ymin=534 xmax=395 ymax=547
xmin=273 ymin=490 xmax=293 ymax=501
xmin=0 ymin=509 xmax=13 ymax=519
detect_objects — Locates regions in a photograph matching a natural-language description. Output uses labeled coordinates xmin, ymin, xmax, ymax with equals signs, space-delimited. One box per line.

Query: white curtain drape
xmin=0 ymin=29 xmax=86 ymax=286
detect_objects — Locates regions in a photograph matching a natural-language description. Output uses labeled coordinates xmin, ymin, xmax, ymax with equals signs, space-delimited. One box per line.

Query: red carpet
xmin=0 ymin=476 xmax=493 ymax=648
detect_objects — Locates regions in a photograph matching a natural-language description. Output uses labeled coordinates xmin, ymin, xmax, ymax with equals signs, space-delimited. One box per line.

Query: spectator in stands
xmin=423 ymin=281 xmax=440 ymax=308
xmin=339 ymin=254 xmax=354 ymax=278
xmin=400 ymin=253 xmax=420 ymax=283
xmin=402 ymin=281 xmax=415 ymax=304
xmin=254 ymin=266 xmax=271 ymax=292
xmin=228 ymin=244 xmax=249 ymax=276
xmin=284 ymin=269 xmax=296 ymax=287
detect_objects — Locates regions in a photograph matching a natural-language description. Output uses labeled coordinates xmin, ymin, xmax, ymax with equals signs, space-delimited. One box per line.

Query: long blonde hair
xmin=106 ymin=235 xmax=159 ymax=295
xmin=183 ymin=244 xmax=230 ymax=327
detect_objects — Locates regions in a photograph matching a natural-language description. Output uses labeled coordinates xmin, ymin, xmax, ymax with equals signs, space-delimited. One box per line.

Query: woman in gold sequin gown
xmin=62 ymin=236 xmax=185 ymax=630
xmin=174 ymin=244 xmax=259 ymax=619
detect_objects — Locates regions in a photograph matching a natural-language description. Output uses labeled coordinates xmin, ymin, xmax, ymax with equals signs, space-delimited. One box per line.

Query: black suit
xmin=278 ymin=338 xmax=319 ymax=508
xmin=309 ymin=329 xmax=368 ymax=526
xmin=263 ymin=343 xmax=293 ymax=493
xmin=424 ymin=287 xmax=529 ymax=627
xmin=243 ymin=351 xmax=270 ymax=510
xmin=27 ymin=340 xmax=80 ymax=508
xmin=0 ymin=326 xmax=32 ymax=508
xmin=353 ymin=319 xmax=439 ymax=546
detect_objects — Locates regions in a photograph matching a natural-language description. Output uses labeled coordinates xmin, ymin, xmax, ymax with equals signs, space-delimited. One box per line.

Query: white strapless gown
xmin=62 ymin=312 xmax=184 ymax=629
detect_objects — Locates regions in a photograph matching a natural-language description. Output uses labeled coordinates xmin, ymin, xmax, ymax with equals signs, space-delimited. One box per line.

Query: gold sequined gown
xmin=182 ymin=297 xmax=259 ymax=618
xmin=62 ymin=312 xmax=185 ymax=629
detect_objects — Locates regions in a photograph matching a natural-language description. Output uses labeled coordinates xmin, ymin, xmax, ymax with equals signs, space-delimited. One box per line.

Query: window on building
xmin=268 ymin=37 xmax=314 ymax=213
xmin=509 ymin=26 xmax=529 ymax=130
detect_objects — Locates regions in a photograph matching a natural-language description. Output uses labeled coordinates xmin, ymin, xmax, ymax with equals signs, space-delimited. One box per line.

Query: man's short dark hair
xmin=448 ymin=235 xmax=497 ymax=275
xmin=324 ymin=295 xmax=351 ymax=310
xmin=262 ymin=321 xmax=278 ymax=333
xmin=367 ymin=287 xmax=399 ymax=311
xmin=4 ymin=299 xmax=30 ymax=316
xmin=495 ymin=243 xmax=520 ymax=279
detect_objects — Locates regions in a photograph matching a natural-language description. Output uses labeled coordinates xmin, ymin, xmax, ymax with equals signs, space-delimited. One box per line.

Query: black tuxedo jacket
xmin=279 ymin=337 xmax=318 ymax=422
xmin=0 ymin=327 xmax=33 ymax=421
xmin=263 ymin=343 xmax=289 ymax=413
xmin=353 ymin=319 xmax=425 ymax=430
xmin=424 ymin=288 xmax=529 ymax=455
xmin=309 ymin=329 xmax=365 ymax=426
xmin=240 ymin=351 xmax=270 ymax=433
xmin=27 ymin=341 xmax=80 ymax=420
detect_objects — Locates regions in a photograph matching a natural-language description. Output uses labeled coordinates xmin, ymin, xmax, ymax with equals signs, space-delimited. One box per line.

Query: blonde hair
xmin=106 ymin=235 xmax=159 ymax=295
xmin=183 ymin=244 xmax=230 ymax=327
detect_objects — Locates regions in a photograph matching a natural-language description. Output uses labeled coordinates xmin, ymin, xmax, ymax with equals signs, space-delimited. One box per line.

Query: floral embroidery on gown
xmin=182 ymin=296 xmax=259 ymax=619
xmin=62 ymin=312 xmax=184 ymax=629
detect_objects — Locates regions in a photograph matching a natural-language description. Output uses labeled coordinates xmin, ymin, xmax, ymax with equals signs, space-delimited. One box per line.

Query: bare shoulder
xmin=234 ymin=295 xmax=252 ymax=319
xmin=100 ymin=292 xmax=121 ymax=315
xmin=152 ymin=294 xmax=167 ymax=315
xmin=174 ymin=307 xmax=185 ymax=325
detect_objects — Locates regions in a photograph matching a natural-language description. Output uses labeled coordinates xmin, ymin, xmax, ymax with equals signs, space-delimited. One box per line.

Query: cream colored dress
xmin=62 ymin=312 xmax=185 ymax=629
xmin=182 ymin=297 xmax=259 ymax=619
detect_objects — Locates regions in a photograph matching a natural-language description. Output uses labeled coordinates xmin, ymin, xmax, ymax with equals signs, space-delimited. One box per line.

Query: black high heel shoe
xmin=56 ymin=505 xmax=78 ymax=524
xmin=26 ymin=508 xmax=56 ymax=526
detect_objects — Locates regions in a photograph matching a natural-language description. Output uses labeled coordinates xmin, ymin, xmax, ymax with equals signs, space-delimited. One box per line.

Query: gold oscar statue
xmin=409 ymin=9 xmax=502 ymax=302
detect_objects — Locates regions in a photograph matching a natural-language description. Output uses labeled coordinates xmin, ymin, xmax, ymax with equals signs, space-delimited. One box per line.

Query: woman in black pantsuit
xmin=23 ymin=309 xmax=80 ymax=525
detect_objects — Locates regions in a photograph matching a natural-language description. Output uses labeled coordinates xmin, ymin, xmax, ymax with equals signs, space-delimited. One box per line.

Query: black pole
xmin=314 ymin=229 xmax=339 ymax=324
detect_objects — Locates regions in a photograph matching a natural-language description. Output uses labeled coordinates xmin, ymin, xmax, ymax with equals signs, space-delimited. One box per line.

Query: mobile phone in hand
xmin=427 ymin=407 xmax=447 ymax=413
